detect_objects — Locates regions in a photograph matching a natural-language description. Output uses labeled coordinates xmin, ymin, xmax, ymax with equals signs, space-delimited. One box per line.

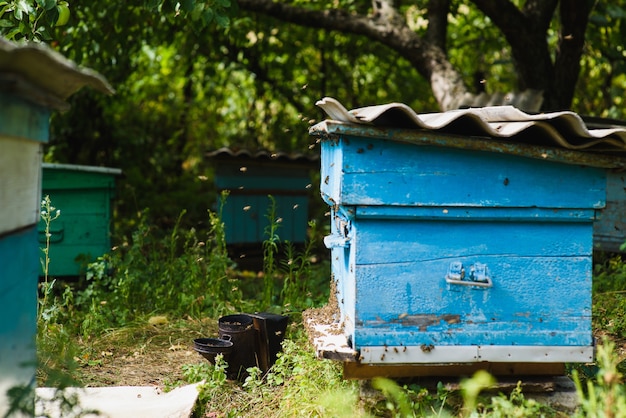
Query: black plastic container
xmin=250 ymin=313 xmax=289 ymax=372
xmin=218 ymin=314 xmax=256 ymax=380
xmin=192 ymin=337 xmax=233 ymax=364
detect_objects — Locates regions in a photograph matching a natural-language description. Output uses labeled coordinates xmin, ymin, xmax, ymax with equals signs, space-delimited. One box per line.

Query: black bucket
xmin=250 ymin=313 xmax=289 ymax=372
xmin=218 ymin=314 xmax=257 ymax=380
xmin=193 ymin=337 xmax=233 ymax=364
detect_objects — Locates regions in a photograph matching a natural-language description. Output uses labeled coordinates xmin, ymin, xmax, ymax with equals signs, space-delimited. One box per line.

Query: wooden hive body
xmin=318 ymin=125 xmax=606 ymax=365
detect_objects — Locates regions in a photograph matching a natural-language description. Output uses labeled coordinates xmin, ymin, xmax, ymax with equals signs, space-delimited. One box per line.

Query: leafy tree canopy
xmin=2 ymin=1 xmax=625 ymax=233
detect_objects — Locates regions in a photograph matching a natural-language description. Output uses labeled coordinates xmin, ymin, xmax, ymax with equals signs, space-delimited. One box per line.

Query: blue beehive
xmin=310 ymin=98 xmax=626 ymax=377
xmin=0 ymin=39 xmax=112 ymax=413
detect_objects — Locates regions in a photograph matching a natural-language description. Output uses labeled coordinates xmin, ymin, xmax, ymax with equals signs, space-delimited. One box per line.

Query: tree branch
xmin=426 ymin=0 xmax=450 ymax=53
xmin=471 ymin=0 xmax=556 ymax=95
xmin=550 ymin=0 xmax=593 ymax=110
xmin=522 ymin=0 xmax=559 ymax=31
xmin=236 ymin=0 xmax=469 ymax=110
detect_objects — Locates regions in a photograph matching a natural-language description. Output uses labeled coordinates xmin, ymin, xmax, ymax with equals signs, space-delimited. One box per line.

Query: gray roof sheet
xmin=207 ymin=147 xmax=319 ymax=163
xmin=0 ymin=38 xmax=114 ymax=110
xmin=315 ymin=97 xmax=626 ymax=153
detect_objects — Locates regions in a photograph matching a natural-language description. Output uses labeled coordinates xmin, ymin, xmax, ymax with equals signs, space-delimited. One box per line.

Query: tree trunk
xmin=236 ymin=0 xmax=590 ymax=111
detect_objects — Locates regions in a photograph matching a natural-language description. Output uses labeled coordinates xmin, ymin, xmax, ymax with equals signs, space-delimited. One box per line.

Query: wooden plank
xmin=306 ymin=322 xmax=358 ymax=362
xmin=593 ymin=170 xmax=626 ymax=252
xmin=343 ymin=362 xmax=566 ymax=380
xmin=321 ymin=135 xmax=606 ymax=208
xmin=312 ymin=120 xmax=626 ymax=169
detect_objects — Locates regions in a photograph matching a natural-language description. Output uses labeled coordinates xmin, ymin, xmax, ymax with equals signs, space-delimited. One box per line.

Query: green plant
xmin=33 ymin=196 xmax=86 ymax=417
xmin=592 ymin=255 xmax=626 ymax=337
xmin=573 ymin=338 xmax=626 ymax=417
xmin=77 ymin=202 xmax=244 ymax=335
xmin=280 ymin=220 xmax=320 ymax=309
xmin=262 ymin=195 xmax=281 ymax=308
xmin=476 ymin=381 xmax=555 ymax=418
xmin=371 ymin=377 xmax=419 ymax=417
xmin=460 ymin=370 xmax=497 ymax=415
xmin=182 ymin=355 xmax=228 ymax=388
xmin=39 ymin=195 xmax=61 ymax=324
xmin=369 ymin=377 xmax=451 ymax=417
xmin=182 ymin=355 xmax=233 ymax=417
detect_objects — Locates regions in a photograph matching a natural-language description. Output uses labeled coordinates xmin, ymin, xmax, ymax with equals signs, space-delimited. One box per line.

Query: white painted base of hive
xmin=359 ymin=344 xmax=594 ymax=364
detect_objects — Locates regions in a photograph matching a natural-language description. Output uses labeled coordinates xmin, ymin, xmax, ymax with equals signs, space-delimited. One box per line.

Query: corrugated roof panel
xmin=314 ymin=97 xmax=626 ymax=153
xmin=207 ymin=146 xmax=319 ymax=163
xmin=0 ymin=39 xmax=114 ymax=110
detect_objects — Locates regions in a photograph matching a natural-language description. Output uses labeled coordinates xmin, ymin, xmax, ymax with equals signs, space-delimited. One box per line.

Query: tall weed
xmin=260 ymin=196 xmax=329 ymax=313
xmin=33 ymin=197 xmax=84 ymax=416
xmin=77 ymin=200 xmax=244 ymax=335
xmin=262 ymin=195 xmax=281 ymax=308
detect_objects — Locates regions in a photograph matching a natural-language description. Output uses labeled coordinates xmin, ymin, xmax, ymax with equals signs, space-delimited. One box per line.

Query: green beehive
xmin=39 ymin=163 xmax=121 ymax=276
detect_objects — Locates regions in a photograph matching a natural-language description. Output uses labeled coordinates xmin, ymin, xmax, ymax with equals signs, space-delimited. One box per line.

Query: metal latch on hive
xmin=445 ymin=261 xmax=492 ymax=288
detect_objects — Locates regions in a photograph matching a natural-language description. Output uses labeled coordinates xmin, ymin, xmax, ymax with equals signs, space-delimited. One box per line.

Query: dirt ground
xmin=76 ymin=317 xmax=219 ymax=388
xmin=75 ymin=306 xmax=626 ymax=390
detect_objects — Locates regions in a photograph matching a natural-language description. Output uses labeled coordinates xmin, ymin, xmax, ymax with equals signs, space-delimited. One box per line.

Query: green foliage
xmin=460 ymin=370 xmax=497 ymax=415
xmin=368 ymin=371 xmax=558 ymax=417
xmin=371 ymin=377 xmax=451 ymax=417
xmin=241 ymin=337 xmax=360 ymax=417
xmin=262 ymin=195 xmax=281 ymax=308
xmin=592 ymin=255 xmax=626 ymax=337
xmin=575 ymin=3 xmax=626 ymax=120
xmin=182 ymin=353 xmax=228 ymax=389
xmin=41 ymin=0 xmax=430 ymax=237
xmin=0 ymin=0 xmax=69 ymax=41
xmin=280 ymin=221 xmax=319 ymax=307
xmin=144 ymin=0 xmax=236 ymax=29
xmin=77 ymin=205 xmax=243 ymax=333
xmin=447 ymin=2 xmax=516 ymax=97
xmin=472 ymin=381 xmax=555 ymax=418
xmin=193 ymin=359 xmax=253 ymax=416
xmin=573 ymin=339 xmax=626 ymax=418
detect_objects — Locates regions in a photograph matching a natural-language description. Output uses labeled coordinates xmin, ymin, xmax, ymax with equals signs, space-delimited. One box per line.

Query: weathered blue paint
xmin=321 ymin=135 xmax=606 ymax=209
xmin=0 ymin=93 xmax=50 ymax=142
xmin=317 ymin=126 xmax=605 ymax=364
xmin=593 ymin=170 xmax=626 ymax=252
xmin=0 ymin=227 xmax=39 ymax=396
xmin=0 ymin=95 xmax=46 ymax=410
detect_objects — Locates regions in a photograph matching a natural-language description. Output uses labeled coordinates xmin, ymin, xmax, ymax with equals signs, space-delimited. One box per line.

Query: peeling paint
xmin=389 ymin=314 xmax=462 ymax=331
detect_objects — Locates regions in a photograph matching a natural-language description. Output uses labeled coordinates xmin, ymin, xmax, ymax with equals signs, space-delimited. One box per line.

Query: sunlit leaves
xmin=0 ymin=0 xmax=69 ymax=41
xmin=447 ymin=1 xmax=515 ymax=95
xmin=574 ymin=2 xmax=626 ymax=119
xmin=142 ymin=0 xmax=236 ymax=29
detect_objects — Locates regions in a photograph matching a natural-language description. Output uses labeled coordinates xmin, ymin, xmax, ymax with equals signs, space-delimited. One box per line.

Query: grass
xmin=29 ymin=198 xmax=626 ymax=417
